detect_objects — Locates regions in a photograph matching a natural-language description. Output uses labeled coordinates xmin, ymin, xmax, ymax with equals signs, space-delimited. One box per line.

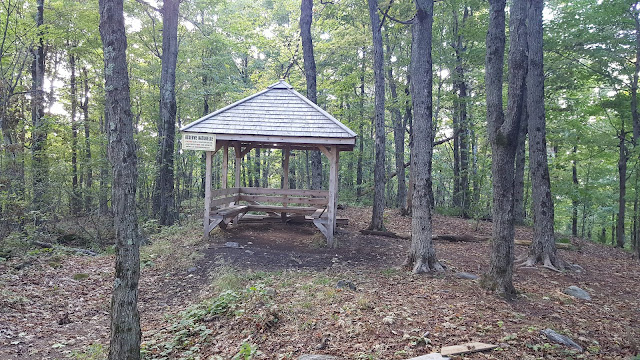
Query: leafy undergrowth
xmin=1 ymin=207 xmax=639 ymax=360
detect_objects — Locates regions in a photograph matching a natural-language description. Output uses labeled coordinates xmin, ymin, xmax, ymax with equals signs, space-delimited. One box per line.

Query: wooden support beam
xmin=327 ymin=146 xmax=338 ymax=248
xmin=240 ymin=145 xmax=254 ymax=157
xmin=222 ymin=144 xmax=229 ymax=189
xmin=203 ymin=150 xmax=213 ymax=239
xmin=281 ymin=147 xmax=290 ymax=220
xmin=318 ymin=145 xmax=332 ymax=159
xmin=333 ymin=150 xmax=340 ymax=232
xmin=234 ymin=143 xmax=241 ymax=188
xmin=233 ymin=143 xmax=242 ymax=224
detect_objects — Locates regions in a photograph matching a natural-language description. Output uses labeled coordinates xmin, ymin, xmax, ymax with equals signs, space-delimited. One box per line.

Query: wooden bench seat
xmin=245 ymin=204 xmax=317 ymax=214
xmin=204 ymin=187 xmax=331 ymax=235
xmin=215 ymin=205 xmax=248 ymax=217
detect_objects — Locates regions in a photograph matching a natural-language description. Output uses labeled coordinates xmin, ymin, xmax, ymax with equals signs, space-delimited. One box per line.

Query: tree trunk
xmin=451 ymin=6 xmax=470 ymax=215
xmin=367 ymin=0 xmax=386 ymax=231
xmin=572 ymin=146 xmax=578 ymax=237
xmin=152 ymin=0 xmax=180 ymax=225
xmin=356 ymin=49 xmax=366 ymax=200
xmin=404 ymin=75 xmax=414 ymax=215
xmin=633 ymin=5 xmax=640 ymax=259
xmin=524 ymin=0 xmax=564 ymax=268
xmin=513 ymin=107 xmax=527 ymax=225
xmin=384 ymin=33 xmax=406 ymax=209
xmin=617 ymin=127 xmax=627 ymax=248
xmin=404 ymin=0 xmax=442 ymax=274
xmin=70 ymin=53 xmax=81 ymax=215
xmin=31 ymin=0 xmax=47 ymax=220
xmin=300 ymin=0 xmax=322 ymax=190
xmin=99 ymin=114 xmax=109 ymax=215
xmin=482 ymin=0 xmax=526 ymax=299
xmin=82 ymin=69 xmax=93 ymax=212
xmin=99 ymin=0 xmax=142 ymax=358
xmin=200 ymin=72 xmax=209 ymax=197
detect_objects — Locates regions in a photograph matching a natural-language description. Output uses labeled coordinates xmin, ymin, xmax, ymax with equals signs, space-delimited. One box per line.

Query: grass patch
xmin=70 ymin=344 xmax=106 ymax=360
xmin=140 ymin=218 xmax=205 ymax=271
xmin=72 ymin=273 xmax=89 ymax=281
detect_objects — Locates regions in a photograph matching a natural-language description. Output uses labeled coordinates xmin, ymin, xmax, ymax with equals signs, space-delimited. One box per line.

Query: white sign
xmin=182 ymin=133 xmax=216 ymax=151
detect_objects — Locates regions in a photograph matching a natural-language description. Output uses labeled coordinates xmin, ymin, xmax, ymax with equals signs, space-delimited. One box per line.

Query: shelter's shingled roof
xmin=180 ymin=80 xmax=356 ymax=141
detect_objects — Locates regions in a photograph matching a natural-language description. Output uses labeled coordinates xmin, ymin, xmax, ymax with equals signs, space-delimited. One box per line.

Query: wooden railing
xmin=209 ymin=187 xmax=329 ymax=210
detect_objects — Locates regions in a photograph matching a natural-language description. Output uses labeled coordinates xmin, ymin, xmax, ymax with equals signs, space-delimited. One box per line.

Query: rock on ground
xmin=564 ymin=285 xmax=591 ymax=300
xmin=541 ymin=328 xmax=583 ymax=352
xmin=336 ymin=279 xmax=356 ymax=291
xmin=454 ymin=272 xmax=479 ymax=280
xmin=297 ymin=355 xmax=340 ymax=360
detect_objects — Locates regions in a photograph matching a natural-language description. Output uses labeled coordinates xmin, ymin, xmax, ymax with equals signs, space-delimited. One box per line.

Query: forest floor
xmin=1 ymin=206 xmax=639 ymax=360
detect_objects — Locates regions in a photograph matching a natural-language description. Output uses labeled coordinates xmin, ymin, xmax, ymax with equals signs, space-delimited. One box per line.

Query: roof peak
xmin=268 ymin=79 xmax=293 ymax=89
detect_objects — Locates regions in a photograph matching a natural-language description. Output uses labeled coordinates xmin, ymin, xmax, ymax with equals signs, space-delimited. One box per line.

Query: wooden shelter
xmin=180 ymin=80 xmax=356 ymax=247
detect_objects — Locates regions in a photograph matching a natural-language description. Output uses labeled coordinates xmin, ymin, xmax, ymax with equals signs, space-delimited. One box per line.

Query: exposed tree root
xmin=516 ymin=252 xmax=570 ymax=273
xmin=360 ymin=229 xmax=410 ymax=239
xmin=480 ymin=274 xmax=518 ymax=301
xmin=402 ymin=256 xmax=445 ymax=274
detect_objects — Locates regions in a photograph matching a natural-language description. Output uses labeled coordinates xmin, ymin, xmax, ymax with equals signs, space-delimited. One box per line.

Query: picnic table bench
xmin=205 ymin=187 xmax=330 ymax=234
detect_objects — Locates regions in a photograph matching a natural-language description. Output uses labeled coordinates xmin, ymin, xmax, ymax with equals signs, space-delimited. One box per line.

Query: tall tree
xmin=616 ymin=120 xmax=628 ymax=249
xmin=385 ymin=33 xmax=406 ymax=209
xmin=482 ymin=0 xmax=527 ymax=298
xmin=356 ymin=47 xmax=366 ymax=201
xmin=31 ymin=0 xmax=47 ymax=220
xmin=70 ymin=52 xmax=81 ymax=215
xmin=300 ymin=0 xmax=323 ymax=190
xmin=632 ymin=3 xmax=640 ymax=259
xmin=451 ymin=5 xmax=471 ymax=216
xmin=404 ymin=0 xmax=443 ymax=273
xmin=367 ymin=0 xmax=386 ymax=231
xmin=523 ymin=0 xmax=565 ymax=268
xmin=513 ymin=112 xmax=528 ymax=224
xmin=82 ymin=68 xmax=93 ymax=212
xmin=99 ymin=0 xmax=142 ymax=357
xmin=153 ymin=0 xmax=180 ymax=225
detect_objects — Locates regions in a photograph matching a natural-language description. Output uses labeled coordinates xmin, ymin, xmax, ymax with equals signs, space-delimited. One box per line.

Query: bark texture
xmin=482 ymin=0 xmax=527 ymax=299
xmin=367 ymin=0 xmax=386 ymax=231
xmin=524 ymin=0 xmax=564 ymax=269
xmin=300 ymin=0 xmax=323 ymax=190
xmin=356 ymin=49 xmax=365 ymax=200
xmin=31 ymin=0 xmax=47 ymax=218
xmin=153 ymin=0 xmax=180 ymax=225
xmin=451 ymin=7 xmax=470 ymax=215
xmin=513 ymin=96 xmax=528 ymax=225
xmin=617 ymin=126 xmax=627 ymax=249
xmin=70 ymin=53 xmax=81 ymax=215
xmin=385 ymin=34 xmax=406 ymax=209
xmin=404 ymin=0 xmax=442 ymax=274
xmin=571 ymin=146 xmax=578 ymax=236
xmin=99 ymin=0 xmax=142 ymax=358
xmin=82 ymin=68 xmax=93 ymax=211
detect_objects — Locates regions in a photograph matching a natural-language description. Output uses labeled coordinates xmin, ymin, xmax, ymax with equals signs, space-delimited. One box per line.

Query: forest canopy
xmin=0 ymin=0 xmax=639 ymax=256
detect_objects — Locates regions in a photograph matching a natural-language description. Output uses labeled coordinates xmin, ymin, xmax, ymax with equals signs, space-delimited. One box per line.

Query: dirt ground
xmin=1 ymin=207 xmax=639 ymax=359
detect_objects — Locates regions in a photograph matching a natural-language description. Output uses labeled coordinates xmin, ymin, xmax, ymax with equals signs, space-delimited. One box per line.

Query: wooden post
xmin=234 ymin=143 xmax=241 ymax=189
xmin=327 ymin=146 xmax=338 ymax=247
xmin=282 ymin=147 xmax=290 ymax=220
xmin=203 ymin=150 xmax=212 ymax=239
xmin=222 ymin=143 xmax=228 ymax=189
xmin=333 ymin=150 xmax=340 ymax=232
xmin=233 ymin=143 xmax=242 ymax=224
